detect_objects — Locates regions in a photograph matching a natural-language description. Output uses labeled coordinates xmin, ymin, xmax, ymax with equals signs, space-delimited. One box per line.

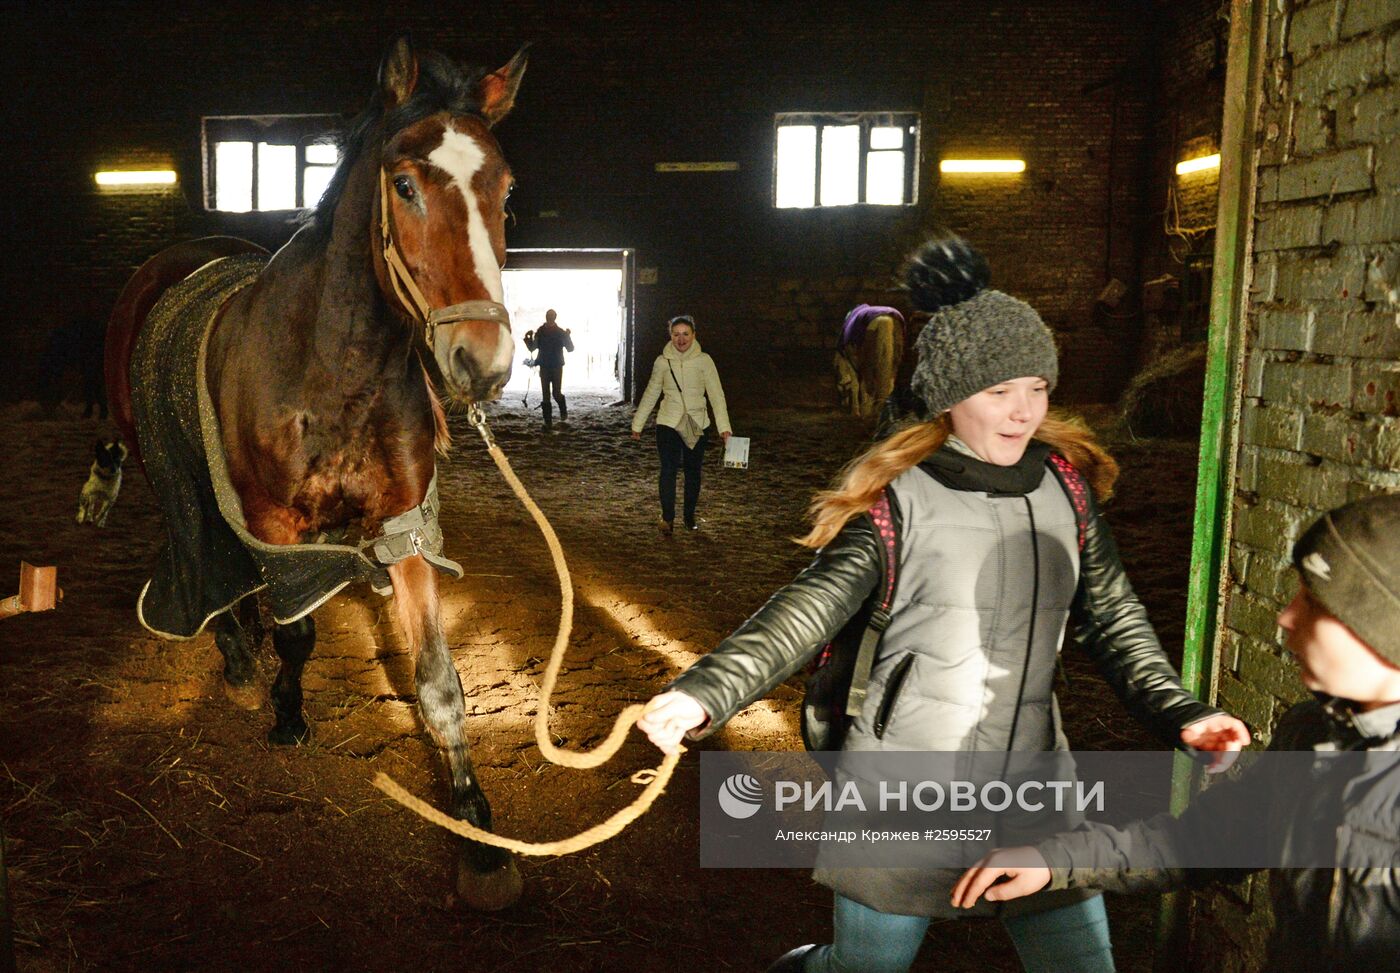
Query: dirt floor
xmin=0 ymin=392 xmax=1201 ymax=973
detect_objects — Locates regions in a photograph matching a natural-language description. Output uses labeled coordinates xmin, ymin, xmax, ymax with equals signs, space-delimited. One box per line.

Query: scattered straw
xmin=115 ymin=788 xmax=183 ymax=849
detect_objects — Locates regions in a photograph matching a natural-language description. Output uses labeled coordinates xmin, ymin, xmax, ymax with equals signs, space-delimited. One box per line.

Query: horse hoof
xmin=222 ymin=679 xmax=262 ymax=711
xmin=455 ymin=856 xmax=522 ymax=911
xmin=267 ymin=723 xmax=310 ymax=747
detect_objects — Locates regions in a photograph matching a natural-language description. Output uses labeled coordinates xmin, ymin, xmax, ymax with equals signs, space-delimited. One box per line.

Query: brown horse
xmin=106 ymin=35 xmax=527 ymax=909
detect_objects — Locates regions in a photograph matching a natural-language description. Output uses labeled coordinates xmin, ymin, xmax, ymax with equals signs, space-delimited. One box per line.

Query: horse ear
xmin=477 ymin=45 xmax=529 ymax=127
xmin=379 ymin=33 xmax=419 ymax=108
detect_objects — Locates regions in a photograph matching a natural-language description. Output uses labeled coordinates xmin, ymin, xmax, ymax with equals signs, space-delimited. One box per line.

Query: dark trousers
xmin=657 ymin=424 xmax=707 ymax=526
xmin=539 ymin=365 xmax=566 ymax=423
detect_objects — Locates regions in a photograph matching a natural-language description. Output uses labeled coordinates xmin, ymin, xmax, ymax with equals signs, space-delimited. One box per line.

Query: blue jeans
xmin=804 ymin=892 xmax=1115 ymax=973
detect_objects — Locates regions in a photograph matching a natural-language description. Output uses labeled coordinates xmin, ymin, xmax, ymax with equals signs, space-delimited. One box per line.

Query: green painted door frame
xmin=1154 ymin=0 xmax=1268 ymax=969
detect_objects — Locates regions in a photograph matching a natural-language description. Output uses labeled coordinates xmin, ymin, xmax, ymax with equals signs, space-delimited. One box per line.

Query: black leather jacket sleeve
xmin=1040 ymin=702 xmax=1334 ymax=893
xmin=1043 ymin=701 xmax=1400 ymax=966
xmin=666 ymin=512 xmax=884 ymax=738
xmin=1038 ymin=754 xmax=1264 ymax=895
xmin=1072 ymin=491 xmax=1223 ymax=744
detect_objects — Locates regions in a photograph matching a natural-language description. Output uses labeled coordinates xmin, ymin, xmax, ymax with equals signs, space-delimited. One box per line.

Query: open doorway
xmin=500 ymin=250 xmax=635 ymax=401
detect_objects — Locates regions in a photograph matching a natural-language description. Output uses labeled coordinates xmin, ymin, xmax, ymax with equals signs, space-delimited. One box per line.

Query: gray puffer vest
xmin=820 ymin=441 xmax=1091 ymax=918
xmin=844 ymin=450 xmax=1079 ymax=754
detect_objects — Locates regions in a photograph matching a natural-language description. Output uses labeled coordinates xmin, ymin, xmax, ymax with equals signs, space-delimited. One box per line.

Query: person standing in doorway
xmin=524 ymin=309 xmax=574 ymax=430
xmin=630 ymin=314 xmax=732 ymax=534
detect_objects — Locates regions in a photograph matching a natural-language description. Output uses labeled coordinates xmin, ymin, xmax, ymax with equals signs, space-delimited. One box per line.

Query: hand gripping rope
xmin=371 ymin=405 xmax=681 ymax=854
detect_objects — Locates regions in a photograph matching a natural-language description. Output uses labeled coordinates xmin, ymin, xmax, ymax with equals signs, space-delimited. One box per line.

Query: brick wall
xmin=2 ymin=0 xmax=1157 ymax=408
xmin=1194 ymin=1 xmax=1400 ymax=968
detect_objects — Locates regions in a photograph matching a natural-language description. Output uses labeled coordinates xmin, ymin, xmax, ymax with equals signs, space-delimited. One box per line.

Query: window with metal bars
xmin=773 ymin=112 xmax=919 ymax=209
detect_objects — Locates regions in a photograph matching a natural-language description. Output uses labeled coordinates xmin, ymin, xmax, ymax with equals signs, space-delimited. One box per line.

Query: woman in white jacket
xmin=630 ymin=315 xmax=732 ymax=532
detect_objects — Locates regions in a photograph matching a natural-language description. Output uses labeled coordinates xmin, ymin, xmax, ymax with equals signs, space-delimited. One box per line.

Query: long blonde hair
xmin=798 ymin=411 xmax=1119 ymax=549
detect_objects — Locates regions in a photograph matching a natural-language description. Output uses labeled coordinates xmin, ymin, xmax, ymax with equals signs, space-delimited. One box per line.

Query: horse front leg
xmin=389 ymin=555 xmax=522 ymax=911
xmin=268 ymin=615 xmax=315 ymax=745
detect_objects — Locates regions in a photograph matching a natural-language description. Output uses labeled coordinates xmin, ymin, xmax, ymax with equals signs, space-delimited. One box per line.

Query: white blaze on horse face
xmin=427 ymin=127 xmax=505 ymax=305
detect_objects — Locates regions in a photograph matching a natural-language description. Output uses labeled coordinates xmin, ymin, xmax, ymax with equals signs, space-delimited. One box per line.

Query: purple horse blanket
xmin=839 ymin=304 xmax=906 ymax=350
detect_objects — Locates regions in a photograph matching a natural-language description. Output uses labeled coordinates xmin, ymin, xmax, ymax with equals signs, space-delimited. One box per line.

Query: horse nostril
xmin=451 ymin=344 xmax=474 ymax=380
xmin=473 ymin=376 xmax=507 ymax=402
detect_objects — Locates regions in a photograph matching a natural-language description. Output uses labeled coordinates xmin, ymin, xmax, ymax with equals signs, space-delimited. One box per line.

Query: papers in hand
xmin=723 ymin=436 xmax=750 ymax=469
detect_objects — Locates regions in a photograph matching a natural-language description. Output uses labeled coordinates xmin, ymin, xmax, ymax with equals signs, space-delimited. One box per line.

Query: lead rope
xmin=372 ymin=405 xmax=681 ymax=854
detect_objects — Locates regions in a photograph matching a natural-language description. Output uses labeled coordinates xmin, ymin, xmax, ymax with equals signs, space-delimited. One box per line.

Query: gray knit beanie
xmin=904 ymin=237 xmax=1059 ymax=416
xmin=1292 ymin=492 xmax=1400 ymax=666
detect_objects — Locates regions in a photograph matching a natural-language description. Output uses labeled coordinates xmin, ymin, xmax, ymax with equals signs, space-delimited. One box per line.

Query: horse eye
xmin=393 ymin=175 xmax=415 ymax=200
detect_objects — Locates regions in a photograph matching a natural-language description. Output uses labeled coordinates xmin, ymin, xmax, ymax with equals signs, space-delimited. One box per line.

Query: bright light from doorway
xmin=502 ymin=268 xmax=624 ymax=396
xmin=1175 ymin=153 xmax=1221 ymax=176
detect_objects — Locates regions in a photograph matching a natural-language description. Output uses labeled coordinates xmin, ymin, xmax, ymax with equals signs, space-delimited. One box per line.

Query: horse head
xmin=374 ymin=36 xmax=527 ymax=404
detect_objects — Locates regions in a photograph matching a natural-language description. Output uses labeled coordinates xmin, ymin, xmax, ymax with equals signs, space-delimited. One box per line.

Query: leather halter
xmin=377 ymin=168 xmax=512 ymax=372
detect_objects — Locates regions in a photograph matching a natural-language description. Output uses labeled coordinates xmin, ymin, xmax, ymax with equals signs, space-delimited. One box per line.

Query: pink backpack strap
xmin=867 ymin=491 xmax=898 ymax=610
xmin=1047 ymin=453 xmax=1090 ymax=553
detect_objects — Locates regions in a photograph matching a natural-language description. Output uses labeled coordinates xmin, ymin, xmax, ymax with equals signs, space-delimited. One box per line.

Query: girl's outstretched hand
xmin=950 ymin=848 xmax=1051 ymax=909
xmin=1180 ymin=714 xmax=1251 ymax=774
xmin=637 ymin=691 xmax=708 ymax=755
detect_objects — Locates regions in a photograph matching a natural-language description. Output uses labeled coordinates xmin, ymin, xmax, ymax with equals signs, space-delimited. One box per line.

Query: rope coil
xmin=372 ymin=410 xmax=681 ymax=854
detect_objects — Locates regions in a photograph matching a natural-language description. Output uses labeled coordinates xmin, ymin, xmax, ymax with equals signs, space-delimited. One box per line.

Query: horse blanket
xmin=132 ymin=254 xmax=462 ymax=640
xmin=838 ymin=304 xmax=905 ymax=351
xmin=835 ymin=305 xmax=908 ymax=421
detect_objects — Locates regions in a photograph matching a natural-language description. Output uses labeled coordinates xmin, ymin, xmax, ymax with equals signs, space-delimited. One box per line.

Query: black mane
xmin=304 ymin=50 xmax=490 ymax=241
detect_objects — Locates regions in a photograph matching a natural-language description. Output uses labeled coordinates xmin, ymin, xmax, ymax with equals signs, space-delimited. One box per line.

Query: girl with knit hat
xmin=637 ymin=237 xmax=1249 ymax=973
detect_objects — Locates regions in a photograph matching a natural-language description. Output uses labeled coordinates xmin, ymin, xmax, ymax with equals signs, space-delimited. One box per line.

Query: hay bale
xmin=1114 ymin=344 xmax=1207 ymax=440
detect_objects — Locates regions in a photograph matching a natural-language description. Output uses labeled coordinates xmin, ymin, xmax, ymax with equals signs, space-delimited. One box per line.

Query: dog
xmin=76 ymin=438 xmax=128 ymax=527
